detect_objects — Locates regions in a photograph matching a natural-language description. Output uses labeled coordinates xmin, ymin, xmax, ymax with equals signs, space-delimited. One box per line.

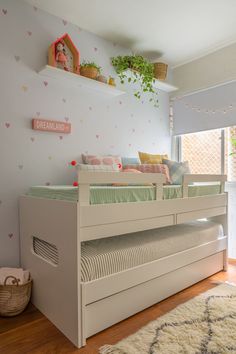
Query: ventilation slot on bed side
xmin=32 ymin=236 xmax=59 ymax=266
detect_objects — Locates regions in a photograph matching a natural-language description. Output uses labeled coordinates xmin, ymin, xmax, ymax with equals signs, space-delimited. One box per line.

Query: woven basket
xmin=154 ymin=62 xmax=168 ymax=81
xmin=0 ymin=276 xmax=32 ymax=317
xmin=80 ymin=66 xmax=99 ymax=80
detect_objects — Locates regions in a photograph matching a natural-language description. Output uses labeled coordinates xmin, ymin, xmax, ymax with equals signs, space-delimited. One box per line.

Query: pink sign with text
xmin=32 ymin=118 xmax=71 ymax=134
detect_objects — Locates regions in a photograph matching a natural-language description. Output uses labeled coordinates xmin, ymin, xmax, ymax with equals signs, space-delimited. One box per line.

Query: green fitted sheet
xmin=27 ymin=184 xmax=221 ymax=204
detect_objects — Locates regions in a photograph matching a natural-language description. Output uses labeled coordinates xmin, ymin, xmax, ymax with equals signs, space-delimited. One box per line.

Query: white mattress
xmin=81 ymin=220 xmax=223 ymax=282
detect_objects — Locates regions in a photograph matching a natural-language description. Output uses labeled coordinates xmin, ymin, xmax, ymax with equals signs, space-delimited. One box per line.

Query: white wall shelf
xmin=38 ymin=65 xmax=126 ymax=96
xmin=152 ymin=79 xmax=178 ymax=93
xmin=125 ymin=69 xmax=178 ymax=93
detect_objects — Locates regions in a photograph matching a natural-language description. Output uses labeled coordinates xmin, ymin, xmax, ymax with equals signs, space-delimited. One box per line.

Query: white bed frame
xmin=19 ymin=172 xmax=228 ymax=348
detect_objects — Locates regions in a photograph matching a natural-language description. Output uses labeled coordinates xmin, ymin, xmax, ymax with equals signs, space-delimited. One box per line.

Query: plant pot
xmin=153 ymin=62 xmax=168 ymax=81
xmin=80 ymin=66 xmax=99 ymax=80
xmin=97 ymin=75 xmax=107 ymax=84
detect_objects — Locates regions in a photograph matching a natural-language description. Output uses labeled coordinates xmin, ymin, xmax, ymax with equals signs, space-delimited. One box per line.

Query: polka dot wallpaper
xmin=0 ymin=0 xmax=171 ymax=266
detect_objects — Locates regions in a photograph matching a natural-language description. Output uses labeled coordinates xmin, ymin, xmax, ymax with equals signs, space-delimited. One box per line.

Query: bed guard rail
xmin=77 ymin=171 xmax=166 ymax=204
xmin=182 ymin=174 xmax=227 ymax=198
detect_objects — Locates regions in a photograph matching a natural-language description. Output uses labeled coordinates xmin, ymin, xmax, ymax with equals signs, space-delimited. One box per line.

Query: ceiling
xmin=25 ymin=0 xmax=236 ymax=68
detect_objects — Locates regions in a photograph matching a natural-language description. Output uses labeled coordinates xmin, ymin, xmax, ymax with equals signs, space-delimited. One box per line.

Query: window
xmin=226 ymin=126 xmax=236 ymax=181
xmin=180 ymin=127 xmax=236 ymax=181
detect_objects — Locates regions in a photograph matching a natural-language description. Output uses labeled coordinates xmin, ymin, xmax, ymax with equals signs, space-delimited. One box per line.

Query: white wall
xmin=0 ymin=0 xmax=171 ymax=266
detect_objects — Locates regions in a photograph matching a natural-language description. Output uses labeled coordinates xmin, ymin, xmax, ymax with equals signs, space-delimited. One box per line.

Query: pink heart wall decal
xmin=43 ymin=81 xmax=48 ymax=87
xmin=21 ymin=85 xmax=28 ymax=92
xmin=8 ymin=233 xmax=13 ymax=239
xmin=5 ymin=123 xmax=10 ymax=128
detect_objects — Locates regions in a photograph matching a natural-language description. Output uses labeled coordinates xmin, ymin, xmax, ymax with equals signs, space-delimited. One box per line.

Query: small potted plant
xmin=111 ymin=55 xmax=158 ymax=106
xmin=80 ymin=61 xmax=101 ymax=80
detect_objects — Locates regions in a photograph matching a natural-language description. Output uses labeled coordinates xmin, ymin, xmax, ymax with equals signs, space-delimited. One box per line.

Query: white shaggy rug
xmin=99 ymin=283 xmax=236 ymax=354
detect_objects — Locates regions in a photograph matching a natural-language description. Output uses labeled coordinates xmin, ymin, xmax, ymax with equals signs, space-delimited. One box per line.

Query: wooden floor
xmin=1 ymin=260 xmax=236 ymax=354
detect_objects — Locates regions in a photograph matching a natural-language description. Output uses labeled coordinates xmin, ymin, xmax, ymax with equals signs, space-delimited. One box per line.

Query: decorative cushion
xmin=82 ymin=154 xmax=122 ymax=170
xmin=138 ymin=151 xmax=168 ymax=164
xmin=163 ymin=159 xmax=190 ymax=185
xmin=121 ymin=157 xmax=140 ymax=166
xmin=122 ymin=168 xmax=142 ymax=173
xmin=124 ymin=164 xmax=171 ymax=184
xmin=77 ymin=164 xmax=120 ymax=172
xmin=113 ymin=168 xmax=142 ymax=186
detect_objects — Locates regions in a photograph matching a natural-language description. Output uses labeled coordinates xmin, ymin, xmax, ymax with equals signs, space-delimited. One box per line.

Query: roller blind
xmin=173 ymin=81 xmax=236 ymax=135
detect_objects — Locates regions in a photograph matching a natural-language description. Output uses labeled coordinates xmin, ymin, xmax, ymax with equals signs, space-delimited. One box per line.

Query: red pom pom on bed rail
xmin=73 ymin=181 xmax=79 ymax=187
xmin=70 ymin=160 xmax=77 ymax=166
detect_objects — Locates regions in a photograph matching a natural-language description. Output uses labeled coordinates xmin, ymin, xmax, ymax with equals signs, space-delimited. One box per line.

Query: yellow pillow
xmin=138 ymin=151 xmax=168 ymax=164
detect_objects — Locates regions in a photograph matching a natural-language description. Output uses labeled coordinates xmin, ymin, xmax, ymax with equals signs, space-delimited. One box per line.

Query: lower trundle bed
xmin=19 ymin=172 xmax=228 ymax=348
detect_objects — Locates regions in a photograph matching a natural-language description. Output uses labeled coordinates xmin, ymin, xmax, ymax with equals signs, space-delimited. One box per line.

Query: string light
xmin=179 ymin=100 xmax=236 ymax=115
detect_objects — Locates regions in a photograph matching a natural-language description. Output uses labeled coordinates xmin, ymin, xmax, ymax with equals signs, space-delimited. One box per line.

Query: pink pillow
xmin=123 ymin=168 xmax=142 ymax=173
xmin=124 ymin=164 xmax=171 ymax=184
xmin=113 ymin=168 xmax=152 ymax=186
xmin=82 ymin=154 xmax=122 ymax=170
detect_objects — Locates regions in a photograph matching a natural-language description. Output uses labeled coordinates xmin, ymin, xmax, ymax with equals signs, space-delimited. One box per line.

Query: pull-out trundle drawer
xmin=85 ymin=252 xmax=223 ymax=338
xmin=177 ymin=206 xmax=227 ymax=224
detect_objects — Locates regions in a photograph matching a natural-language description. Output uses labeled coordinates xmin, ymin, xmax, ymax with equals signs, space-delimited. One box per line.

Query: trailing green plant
xmin=80 ymin=61 xmax=101 ymax=73
xmin=111 ymin=55 xmax=158 ymax=106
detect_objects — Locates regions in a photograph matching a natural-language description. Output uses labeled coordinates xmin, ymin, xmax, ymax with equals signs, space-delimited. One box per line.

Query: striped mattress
xmin=81 ymin=220 xmax=223 ymax=282
xmin=28 ymin=184 xmax=221 ymax=204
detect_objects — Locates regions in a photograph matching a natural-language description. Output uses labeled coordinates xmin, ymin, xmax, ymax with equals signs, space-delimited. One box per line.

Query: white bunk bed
xmin=19 ymin=172 xmax=228 ymax=348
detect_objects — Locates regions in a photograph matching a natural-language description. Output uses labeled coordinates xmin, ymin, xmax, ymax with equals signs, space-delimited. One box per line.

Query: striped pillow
xmin=163 ymin=159 xmax=190 ymax=185
xmin=124 ymin=164 xmax=171 ymax=184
